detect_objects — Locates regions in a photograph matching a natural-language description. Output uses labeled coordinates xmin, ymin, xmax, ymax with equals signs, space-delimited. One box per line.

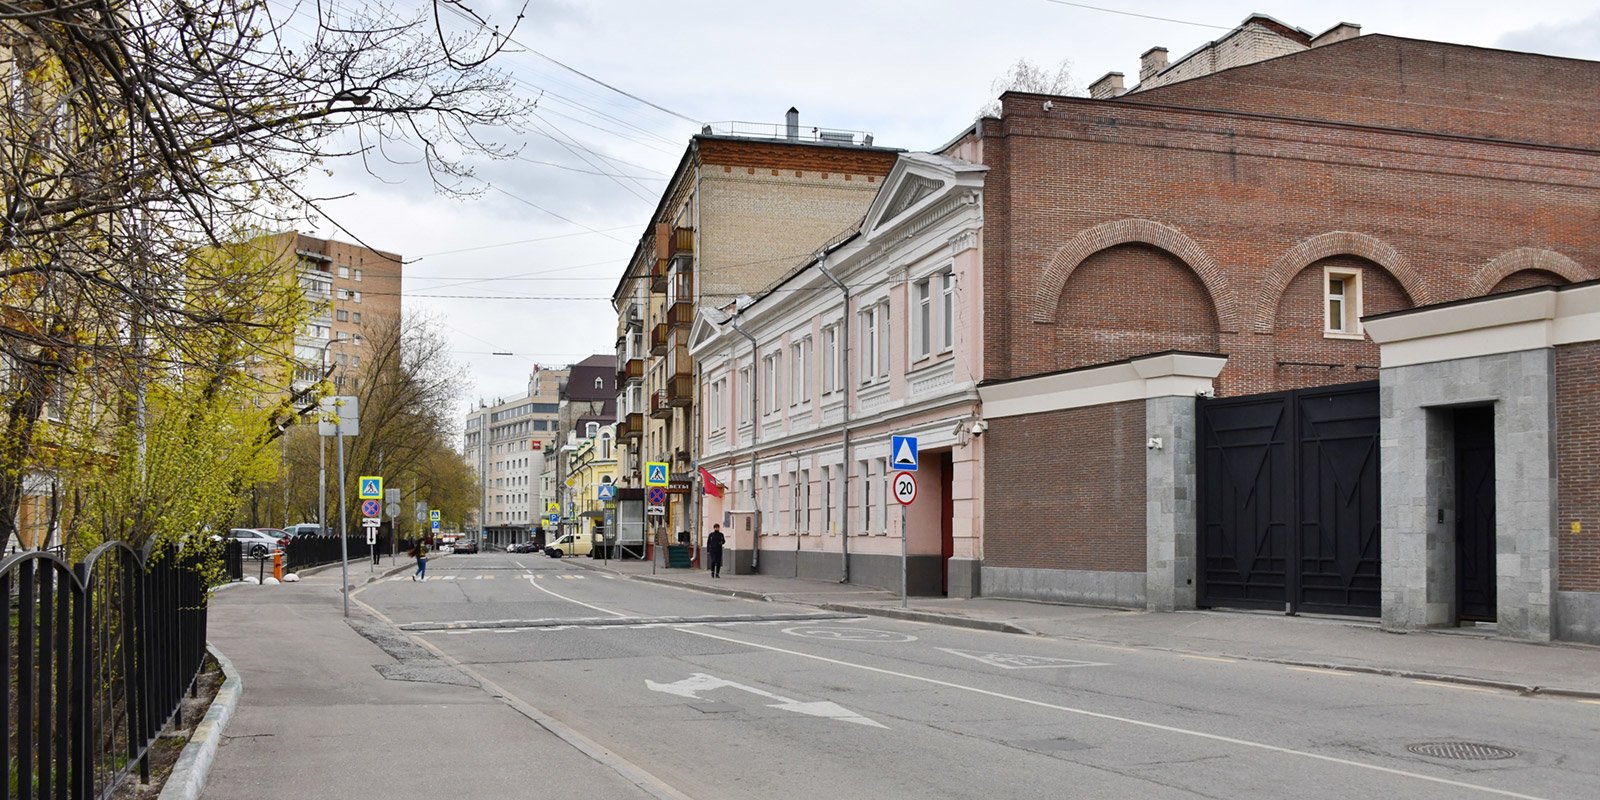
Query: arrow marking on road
xmin=938 ymin=648 xmax=1109 ymax=670
xmin=646 ymin=672 xmax=887 ymax=728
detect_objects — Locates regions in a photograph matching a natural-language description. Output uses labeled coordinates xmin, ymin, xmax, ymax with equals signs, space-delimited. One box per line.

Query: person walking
xmin=411 ymin=540 xmax=428 ymax=581
xmin=706 ymin=524 xmax=725 ymax=579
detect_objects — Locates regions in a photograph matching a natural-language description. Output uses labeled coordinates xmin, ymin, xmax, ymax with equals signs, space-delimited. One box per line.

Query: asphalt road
xmin=354 ymin=552 xmax=1600 ymax=800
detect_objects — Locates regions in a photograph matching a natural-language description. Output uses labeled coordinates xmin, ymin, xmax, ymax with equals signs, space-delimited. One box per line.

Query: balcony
xmin=666 ymin=374 xmax=694 ymax=407
xmin=667 ymin=301 xmax=694 ymax=328
xmin=650 ymin=257 xmax=668 ymax=293
xmin=650 ymin=322 xmax=669 ymax=356
xmin=649 ymin=389 xmax=672 ymax=419
xmin=667 ymin=225 xmax=694 ymax=260
xmin=616 ymin=412 xmax=643 ymax=440
xmin=617 ymin=358 xmax=644 ymax=384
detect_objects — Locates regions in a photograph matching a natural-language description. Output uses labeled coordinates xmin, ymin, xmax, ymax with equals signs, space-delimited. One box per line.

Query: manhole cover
xmin=1406 ymin=742 xmax=1517 ymax=761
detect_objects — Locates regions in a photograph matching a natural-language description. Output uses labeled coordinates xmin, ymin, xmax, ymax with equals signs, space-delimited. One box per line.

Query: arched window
xmin=600 ymin=433 xmax=612 ymax=459
xmin=594 ymin=377 xmax=604 ymax=390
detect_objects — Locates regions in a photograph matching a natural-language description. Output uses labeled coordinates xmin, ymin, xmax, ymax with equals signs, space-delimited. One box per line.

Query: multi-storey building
xmin=463 ymin=366 xmax=567 ymax=545
xmin=551 ymin=355 xmax=616 ymax=539
xmin=691 ymin=152 xmax=986 ymax=589
xmin=268 ymin=232 xmax=403 ymax=396
xmin=611 ymin=110 xmax=899 ymax=549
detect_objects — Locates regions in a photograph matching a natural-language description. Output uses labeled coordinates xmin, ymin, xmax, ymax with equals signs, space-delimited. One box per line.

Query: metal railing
xmin=2 ymin=540 xmax=210 ymax=800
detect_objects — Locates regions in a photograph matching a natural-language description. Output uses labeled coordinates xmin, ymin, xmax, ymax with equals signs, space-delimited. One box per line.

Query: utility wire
xmin=1041 ymin=0 xmax=1230 ymax=30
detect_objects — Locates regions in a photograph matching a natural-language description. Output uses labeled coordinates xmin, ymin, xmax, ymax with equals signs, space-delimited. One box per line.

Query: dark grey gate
xmin=1197 ymin=381 xmax=1381 ymax=616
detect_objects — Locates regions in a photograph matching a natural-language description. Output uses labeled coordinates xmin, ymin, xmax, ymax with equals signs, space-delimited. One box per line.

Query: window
xmin=913 ymin=278 xmax=931 ymax=359
xmin=875 ymin=457 xmax=889 ymax=534
xmin=600 ymin=433 xmax=612 ymax=459
xmin=763 ymin=353 xmax=782 ymax=415
xmin=594 ymin=377 xmax=604 ymax=390
xmin=1324 ymin=267 xmax=1363 ymax=336
xmin=336 ymin=309 xmax=348 ymax=322
xmin=861 ymin=459 xmax=873 ymax=532
xmin=337 ymin=288 xmax=350 ymax=300
xmin=353 ymin=312 xmax=361 ymax=324
xmin=354 ymin=269 xmax=363 ymax=282
xmin=338 ymin=266 xmax=349 ymax=279
xmin=940 ymin=270 xmax=955 ymax=351
xmin=861 ymin=307 xmax=878 ymax=385
xmin=822 ymin=325 xmax=838 ymax=394
xmin=353 ymin=291 xmax=362 ymax=303
xmin=353 ymin=334 xmax=364 ymax=346
xmin=791 ymin=337 xmax=810 ymax=405
xmin=798 ymin=469 xmax=810 ymax=533
xmin=792 ymin=470 xmax=803 ymax=530
xmin=586 ymin=422 xmax=599 ymax=438
xmin=822 ymin=465 xmax=833 ymax=534
xmin=738 ymin=367 xmax=752 ymax=424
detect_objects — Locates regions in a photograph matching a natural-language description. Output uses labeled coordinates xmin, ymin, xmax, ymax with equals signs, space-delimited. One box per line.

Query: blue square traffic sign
xmin=891 ymin=436 xmax=919 ymax=472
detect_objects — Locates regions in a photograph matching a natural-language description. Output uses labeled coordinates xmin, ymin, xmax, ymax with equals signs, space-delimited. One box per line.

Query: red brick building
xmin=957 ymin=18 xmax=1600 ymax=640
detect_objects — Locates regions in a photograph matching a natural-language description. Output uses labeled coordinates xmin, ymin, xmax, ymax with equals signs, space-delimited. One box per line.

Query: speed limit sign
xmin=892 ymin=471 xmax=918 ymax=505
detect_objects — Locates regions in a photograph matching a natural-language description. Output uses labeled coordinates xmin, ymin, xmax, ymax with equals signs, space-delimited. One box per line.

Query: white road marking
xmin=646 ymin=672 xmax=886 ymax=728
xmin=1412 ymin=680 xmax=1497 ymax=693
xmin=526 ymin=575 xmax=630 ymax=617
xmin=782 ymin=626 xmax=916 ymax=643
xmin=678 ymin=628 xmax=1553 ymax=800
xmin=938 ymin=648 xmax=1108 ymax=670
xmin=1180 ymin=654 xmax=1235 ymax=663
xmin=1288 ymin=667 xmax=1354 ymax=677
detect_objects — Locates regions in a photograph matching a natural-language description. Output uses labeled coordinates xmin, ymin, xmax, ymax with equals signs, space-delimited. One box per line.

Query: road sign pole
xmin=336 ymin=415 xmax=349 ymax=618
xmin=901 ymin=504 xmax=908 ymax=608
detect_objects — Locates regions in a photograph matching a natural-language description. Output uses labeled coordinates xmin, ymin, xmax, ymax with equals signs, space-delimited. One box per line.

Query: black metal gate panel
xmin=1197 ymin=382 xmax=1380 ymax=616
xmin=1454 ymin=407 xmax=1497 ymax=621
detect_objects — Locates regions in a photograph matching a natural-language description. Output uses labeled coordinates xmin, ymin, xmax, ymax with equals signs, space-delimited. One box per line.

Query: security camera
xmin=1042 ymin=100 xmax=1053 ymax=112
xmin=971 ymin=420 xmax=988 ymax=436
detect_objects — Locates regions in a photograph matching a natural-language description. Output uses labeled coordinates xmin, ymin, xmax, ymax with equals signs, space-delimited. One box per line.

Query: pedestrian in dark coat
xmin=706 ymin=524 xmax=726 ymax=578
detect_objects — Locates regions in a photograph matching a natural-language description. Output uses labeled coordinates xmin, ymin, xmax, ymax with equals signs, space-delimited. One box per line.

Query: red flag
xmin=698 ymin=466 xmax=726 ymax=498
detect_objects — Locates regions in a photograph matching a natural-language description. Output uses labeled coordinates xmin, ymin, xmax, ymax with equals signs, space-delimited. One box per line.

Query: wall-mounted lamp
xmin=1146 ymin=436 xmax=1163 ymax=451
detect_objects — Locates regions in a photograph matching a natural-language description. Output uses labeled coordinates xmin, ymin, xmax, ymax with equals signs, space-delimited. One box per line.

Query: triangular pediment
xmin=688 ymin=311 xmax=725 ymax=353
xmin=879 ymin=175 xmax=941 ymax=223
xmin=860 ymin=152 xmax=987 ymax=236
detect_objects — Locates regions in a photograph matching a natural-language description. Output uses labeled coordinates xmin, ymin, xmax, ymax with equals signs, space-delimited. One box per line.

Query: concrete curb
xmin=156 ymin=644 xmax=242 ymax=800
xmin=630 ymin=574 xmax=773 ymax=602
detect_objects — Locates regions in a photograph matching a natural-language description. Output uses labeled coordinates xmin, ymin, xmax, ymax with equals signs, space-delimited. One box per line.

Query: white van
xmin=543 ymin=531 xmax=593 ymax=558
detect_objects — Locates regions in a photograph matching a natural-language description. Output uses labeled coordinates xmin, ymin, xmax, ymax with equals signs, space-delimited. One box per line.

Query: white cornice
xmin=980 ymin=353 xmax=1227 ymax=419
xmin=1364 ymin=283 xmax=1600 ymax=368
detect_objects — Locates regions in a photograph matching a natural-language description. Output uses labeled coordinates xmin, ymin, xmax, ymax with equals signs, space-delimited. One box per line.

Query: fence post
xmin=73 ymin=562 xmax=93 ymax=800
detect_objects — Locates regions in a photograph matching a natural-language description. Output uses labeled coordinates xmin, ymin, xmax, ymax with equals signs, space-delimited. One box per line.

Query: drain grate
xmin=1407 ymin=742 xmax=1517 ymax=761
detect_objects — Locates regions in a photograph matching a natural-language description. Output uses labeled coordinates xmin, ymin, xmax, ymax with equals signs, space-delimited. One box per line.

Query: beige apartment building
xmin=267 ymin=232 xmax=404 ymax=396
xmin=611 ymin=110 xmax=899 ymax=543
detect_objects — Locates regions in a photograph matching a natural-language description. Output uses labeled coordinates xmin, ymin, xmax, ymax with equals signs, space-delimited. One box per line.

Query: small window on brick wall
xmin=1324 ymin=267 xmax=1363 ymax=338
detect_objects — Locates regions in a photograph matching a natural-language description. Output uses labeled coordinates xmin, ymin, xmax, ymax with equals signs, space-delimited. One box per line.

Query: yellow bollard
xmin=273 ymin=549 xmax=284 ymax=582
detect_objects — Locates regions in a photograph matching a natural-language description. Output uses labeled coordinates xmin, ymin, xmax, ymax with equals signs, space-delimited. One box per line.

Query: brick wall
xmin=983 ymin=401 xmax=1146 ymax=572
xmin=1558 ymin=341 xmax=1600 ymax=592
xmin=981 ymin=66 xmax=1600 ymax=395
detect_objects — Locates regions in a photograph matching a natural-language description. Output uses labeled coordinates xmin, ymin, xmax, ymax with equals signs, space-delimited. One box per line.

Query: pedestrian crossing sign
xmin=598 ymin=483 xmax=617 ymax=501
xmin=645 ymin=461 xmax=670 ymax=487
xmin=358 ymin=476 xmax=383 ymax=500
xmin=891 ymin=436 xmax=919 ymax=472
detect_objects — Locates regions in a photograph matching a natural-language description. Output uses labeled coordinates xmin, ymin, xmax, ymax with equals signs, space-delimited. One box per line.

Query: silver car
xmin=224 ymin=528 xmax=283 ymax=558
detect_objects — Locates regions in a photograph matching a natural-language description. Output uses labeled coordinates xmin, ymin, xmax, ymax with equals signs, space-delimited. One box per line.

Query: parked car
xmin=283 ymin=523 xmax=322 ymax=538
xmin=508 ymin=541 xmax=541 ymax=553
xmin=452 ymin=538 xmax=479 ymax=554
xmin=255 ymin=528 xmax=291 ymax=543
xmin=544 ymin=532 xmax=592 ymax=559
xmin=222 ymin=528 xmax=283 ymax=558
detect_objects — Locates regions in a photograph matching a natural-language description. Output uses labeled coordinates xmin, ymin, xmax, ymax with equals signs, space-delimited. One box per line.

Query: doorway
xmin=940 ymin=451 xmax=954 ymax=595
xmin=1454 ymin=406 xmax=1497 ymax=622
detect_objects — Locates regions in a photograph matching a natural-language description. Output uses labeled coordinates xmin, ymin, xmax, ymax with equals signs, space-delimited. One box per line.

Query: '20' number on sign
xmin=893 ymin=471 xmax=917 ymax=505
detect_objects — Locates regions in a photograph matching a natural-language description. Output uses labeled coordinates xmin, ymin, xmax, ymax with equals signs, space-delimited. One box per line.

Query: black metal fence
xmin=3 ymin=540 xmax=209 ymax=800
xmin=280 ymin=533 xmax=416 ymax=573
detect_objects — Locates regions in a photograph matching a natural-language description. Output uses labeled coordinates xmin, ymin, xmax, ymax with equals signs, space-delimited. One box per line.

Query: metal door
xmin=1454 ymin=407 xmax=1497 ymax=621
xmin=1197 ymin=382 xmax=1380 ymax=616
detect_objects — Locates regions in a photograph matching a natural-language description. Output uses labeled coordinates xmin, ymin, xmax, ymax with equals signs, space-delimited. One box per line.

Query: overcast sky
xmin=295 ymin=0 xmax=1600 ymax=417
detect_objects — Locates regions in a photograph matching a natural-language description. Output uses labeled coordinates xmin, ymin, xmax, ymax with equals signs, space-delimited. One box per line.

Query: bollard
xmin=273 ymin=549 xmax=284 ymax=582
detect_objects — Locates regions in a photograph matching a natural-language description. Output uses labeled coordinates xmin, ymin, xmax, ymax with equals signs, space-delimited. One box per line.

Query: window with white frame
xmin=822 ymin=325 xmax=838 ymax=394
xmin=860 ymin=307 xmax=877 ymax=385
xmin=822 ymin=465 xmax=833 ymax=533
xmin=338 ymin=266 xmax=350 ymax=279
xmin=1324 ymin=267 xmax=1363 ymax=337
xmin=708 ymin=379 xmax=724 ymax=431
xmin=791 ymin=469 xmax=803 ymax=530
xmin=791 ymin=337 xmax=810 ymax=405
xmin=876 ymin=457 xmax=889 ymax=534
xmin=799 ymin=469 xmax=810 ymax=532
xmin=913 ymin=278 xmax=932 ymax=360
xmin=594 ymin=377 xmax=604 ymax=390
xmin=354 ymin=269 xmax=363 ymax=282
xmin=876 ymin=302 xmax=890 ymax=378
xmin=940 ymin=270 xmax=955 ymax=351
xmin=860 ymin=459 xmax=873 ymax=532
xmin=762 ymin=353 xmax=781 ymax=415
xmin=738 ymin=367 xmax=752 ymax=424
xmin=586 ymin=422 xmax=599 ymax=438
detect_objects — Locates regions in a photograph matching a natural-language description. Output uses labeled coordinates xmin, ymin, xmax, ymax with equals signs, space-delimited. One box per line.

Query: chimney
xmin=1311 ymin=22 xmax=1362 ymax=47
xmin=1088 ymin=72 xmax=1126 ymax=100
xmin=785 ymin=107 xmax=799 ymax=141
xmin=1139 ymin=46 xmax=1169 ymax=83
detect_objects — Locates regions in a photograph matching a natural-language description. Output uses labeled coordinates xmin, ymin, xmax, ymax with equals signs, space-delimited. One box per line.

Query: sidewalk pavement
xmin=199 ymin=561 xmax=667 ymax=800
xmin=575 ymin=556 xmax=1600 ymax=699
